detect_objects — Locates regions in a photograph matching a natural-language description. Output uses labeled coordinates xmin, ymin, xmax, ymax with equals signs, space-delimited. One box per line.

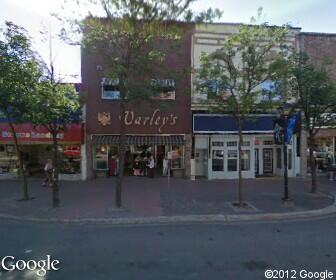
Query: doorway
xmin=254 ymin=148 xmax=259 ymax=176
xmin=263 ymin=148 xmax=273 ymax=175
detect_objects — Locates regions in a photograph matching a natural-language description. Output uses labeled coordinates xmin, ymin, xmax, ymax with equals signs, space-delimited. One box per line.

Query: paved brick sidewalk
xmin=0 ymin=176 xmax=334 ymax=220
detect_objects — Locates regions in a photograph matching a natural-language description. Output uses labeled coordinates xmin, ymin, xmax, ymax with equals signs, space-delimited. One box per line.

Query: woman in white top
xmin=147 ymin=156 xmax=155 ymax=178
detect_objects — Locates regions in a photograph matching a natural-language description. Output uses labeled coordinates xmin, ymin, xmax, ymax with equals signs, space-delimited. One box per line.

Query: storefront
xmin=193 ymin=114 xmax=301 ymax=179
xmin=309 ymin=128 xmax=336 ymax=173
xmin=81 ymin=23 xmax=193 ymax=180
xmin=91 ymin=134 xmax=186 ymax=177
xmin=0 ymin=123 xmax=83 ymax=179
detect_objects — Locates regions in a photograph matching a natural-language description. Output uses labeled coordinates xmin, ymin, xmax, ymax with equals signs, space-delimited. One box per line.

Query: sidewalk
xmin=0 ymin=176 xmax=335 ymax=223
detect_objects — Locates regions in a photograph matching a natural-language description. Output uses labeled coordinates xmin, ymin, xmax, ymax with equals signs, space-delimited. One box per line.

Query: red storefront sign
xmin=0 ymin=123 xmax=82 ymax=144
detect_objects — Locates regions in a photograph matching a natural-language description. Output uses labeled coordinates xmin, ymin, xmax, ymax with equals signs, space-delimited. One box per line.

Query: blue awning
xmin=193 ymin=114 xmax=276 ymax=134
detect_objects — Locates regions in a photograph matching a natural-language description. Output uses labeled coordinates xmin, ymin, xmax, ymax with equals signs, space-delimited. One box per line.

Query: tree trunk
xmin=52 ymin=131 xmax=60 ymax=207
xmin=309 ymin=135 xmax=317 ymax=193
xmin=8 ymin=121 xmax=29 ymax=200
xmin=116 ymin=101 xmax=126 ymax=208
xmin=237 ymin=118 xmax=244 ymax=206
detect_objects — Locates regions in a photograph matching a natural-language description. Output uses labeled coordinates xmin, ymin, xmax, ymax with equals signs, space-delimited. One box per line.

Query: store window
xmin=94 ymin=145 xmax=109 ymax=170
xmin=242 ymin=141 xmax=250 ymax=147
xmin=241 ymin=150 xmax=251 ymax=171
xmin=61 ymin=145 xmax=81 ymax=174
xmin=101 ymin=77 xmax=120 ymax=100
xmin=277 ymin=148 xmax=282 ymax=168
xmin=227 ymin=141 xmax=237 ymax=147
xmin=171 ymin=145 xmax=184 ymax=169
xmin=0 ymin=144 xmax=4 ymax=153
xmin=227 ymin=150 xmax=238 ymax=171
xmin=212 ymin=150 xmax=224 ymax=171
xmin=212 ymin=141 xmax=224 ymax=147
xmin=151 ymin=79 xmax=175 ymax=100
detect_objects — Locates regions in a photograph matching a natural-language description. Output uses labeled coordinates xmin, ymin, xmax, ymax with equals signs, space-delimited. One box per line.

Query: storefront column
xmin=86 ymin=134 xmax=94 ymax=179
xmin=184 ymin=134 xmax=192 ymax=178
xmin=300 ymin=126 xmax=308 ymax=178
xmin=81 ymin=143 xmax=87 ymax=180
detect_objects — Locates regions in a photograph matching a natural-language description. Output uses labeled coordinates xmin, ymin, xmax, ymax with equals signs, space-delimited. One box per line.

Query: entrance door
xmin=263 ymin=148 xmax=273 ymax=175
xmin=195 ymin=149 xmax=208 ymax=177
xmin=254 ymin=148 xmax=259 ymax=176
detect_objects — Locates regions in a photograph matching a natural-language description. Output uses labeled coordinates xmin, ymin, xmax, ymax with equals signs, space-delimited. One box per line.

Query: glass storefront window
xmin=0 ymin=144 xmax=18 ymax=173
xmin=227 ymin=141 xmax=237 ymax=147
xmin=227 ymin=150 xmax=237 ymax=171
xmin=241 ymin=150 xmax=251 ymax=171
xmin=94 ymin=145 xmax=108 ymax=170
xmin=212 ymin=150 xmax=224 ymax=171
xmin=171 ymin=145 xmax=184 ymax=169
xmin=61 ymin=145 xmax=81 ymax=174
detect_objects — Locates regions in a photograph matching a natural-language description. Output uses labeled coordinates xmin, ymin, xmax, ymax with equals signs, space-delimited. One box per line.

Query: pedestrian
xmin=133 ymin=156 xmax=141 ymax=176
xmin=163 ymin=156 xmax=168 ymax=176
xmin=147 ymin=155 xmax=155 ymax=178
xmin=42 ymin=159 xmax=53 ymax=187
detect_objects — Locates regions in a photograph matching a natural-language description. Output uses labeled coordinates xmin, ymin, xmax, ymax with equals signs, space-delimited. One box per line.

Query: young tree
xmin=31 ymin=74 xmax=80 ymax=207
xmin=196 ymin=23 xmax=288 ymax=206
xmin=63 ymin=0 xmax=221 ymax=208
xmin=0 ymin=22 xmax=41 ymax=200
xmin=292 ymin=54 xmax=336 ymax=193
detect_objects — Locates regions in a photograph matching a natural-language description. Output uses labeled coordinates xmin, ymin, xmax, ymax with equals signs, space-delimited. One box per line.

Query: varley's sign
xmin=98 ymin=109 xmax=178 ymax=133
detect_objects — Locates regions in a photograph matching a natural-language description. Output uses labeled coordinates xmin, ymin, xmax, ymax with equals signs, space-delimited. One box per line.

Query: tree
xmin=64 ymin=0 xmax=221 ymax=208
xmin=292 ymin=54 xmax=336 ymax=193
xmin=30 ymin=74 xmax=81 ymax=207
xmin=0 ymin=22 xmax=41 ymax=200
xmin=196 ymin=23 xmax=288 ymax=206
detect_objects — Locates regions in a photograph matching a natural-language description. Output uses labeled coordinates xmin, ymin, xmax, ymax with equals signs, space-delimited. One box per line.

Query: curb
xmin=0 ymin=196 xmax=335 ymax=225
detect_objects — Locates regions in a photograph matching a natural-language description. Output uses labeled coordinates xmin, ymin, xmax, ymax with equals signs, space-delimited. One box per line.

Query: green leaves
xmin=0 ymin=21 xmax=41 ymax=122
xmin=196 ymin=22 xmax=289 ymax=117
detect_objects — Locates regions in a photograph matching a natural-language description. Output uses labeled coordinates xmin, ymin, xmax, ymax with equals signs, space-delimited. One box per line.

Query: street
xmin=0 ymin=216 xmax=335 ymax=280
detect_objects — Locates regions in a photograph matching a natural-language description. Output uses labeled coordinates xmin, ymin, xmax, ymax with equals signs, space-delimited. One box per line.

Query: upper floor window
xmin=261 ymin=80 xmax=282 ymax=101
xmin=101 ymin=78 xmax=120 ymax=100
xmin=204 ymin=80 xmax=228 ymax=99
xmin=151 ymin=79 xmax=176 ymax=100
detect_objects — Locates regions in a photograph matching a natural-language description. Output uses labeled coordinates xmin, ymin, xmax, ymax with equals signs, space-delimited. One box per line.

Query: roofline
xmin=300 ymin=32 xmax=336 ymax=37
xmin=196 ymin=21 xmax=301 ymax=30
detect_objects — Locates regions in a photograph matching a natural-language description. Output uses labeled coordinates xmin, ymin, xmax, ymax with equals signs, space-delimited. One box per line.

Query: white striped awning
xmin=92 ymin=135 xmax=184 ymax=145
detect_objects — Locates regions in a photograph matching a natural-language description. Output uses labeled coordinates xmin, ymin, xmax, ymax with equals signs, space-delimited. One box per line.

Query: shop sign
xmin=1 ymin=131 xmax=64 ymax=140
xmin=0 ymin=123 xmax=82 ymax=143
xmin=98 ymin=109 xmax=178 ymax=133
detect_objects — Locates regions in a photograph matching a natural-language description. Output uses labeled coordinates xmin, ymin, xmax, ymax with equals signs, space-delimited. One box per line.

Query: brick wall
xmin=301 ymin=33 xmax=336 ymax=81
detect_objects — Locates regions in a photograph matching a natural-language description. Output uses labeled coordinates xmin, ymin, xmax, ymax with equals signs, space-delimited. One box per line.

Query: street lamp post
xmin=278 ymin=107 xmax=290 ymax=202
xmin=282 ymin=113 xmax=289 ymax=200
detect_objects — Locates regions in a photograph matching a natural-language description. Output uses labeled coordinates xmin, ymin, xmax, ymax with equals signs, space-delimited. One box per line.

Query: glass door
xmin=263 ymin=148 xmax=273 ymax=175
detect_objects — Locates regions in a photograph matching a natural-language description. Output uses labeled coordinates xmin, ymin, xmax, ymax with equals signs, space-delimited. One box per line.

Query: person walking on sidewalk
xmin=42 ymin=159 xmax=53 ymax=187
xmin=147 ymin=155 xmax=155 ymax=178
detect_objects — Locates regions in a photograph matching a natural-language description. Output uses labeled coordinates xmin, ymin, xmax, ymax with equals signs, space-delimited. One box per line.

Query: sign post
xmin=167 ymin=151 xmax=172 ymax=186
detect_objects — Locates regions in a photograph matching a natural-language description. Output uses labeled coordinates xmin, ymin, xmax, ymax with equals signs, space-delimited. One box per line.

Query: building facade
xmin=300 ymin=33 xmax=336 ymax=173
xmin=81 ymin=23 xmax=193 ymax=180
xmin=191 ymin=23 xmax=305 ymax=180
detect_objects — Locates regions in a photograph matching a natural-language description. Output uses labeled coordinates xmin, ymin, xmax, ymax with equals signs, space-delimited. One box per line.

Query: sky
xmin=0 ymin=0 xmax=335 ymax=82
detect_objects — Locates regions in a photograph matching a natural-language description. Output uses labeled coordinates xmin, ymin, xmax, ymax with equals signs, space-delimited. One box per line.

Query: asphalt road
xmin=0 ymin=216 xmax=335 ymax=280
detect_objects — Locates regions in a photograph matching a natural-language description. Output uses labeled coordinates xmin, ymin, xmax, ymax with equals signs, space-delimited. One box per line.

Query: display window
xmin=227 ymin=150 xmax=238 ymax=171
xmin=94 ymin=145 xmax=109 ymax=170
xmin=212 ymin=150 xmax=224 ymax=171
xmin=171 ymin=145 xmax=184 ymax=169
xmin=241 ymin=150 xmax=251 ymax=171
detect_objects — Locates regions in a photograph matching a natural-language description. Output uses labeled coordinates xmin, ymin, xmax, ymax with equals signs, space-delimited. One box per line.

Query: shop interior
xmin=94 ymin=144 xmax=184 ymax=176
xmin=0 ymin=143 xmax=81 ymax=176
